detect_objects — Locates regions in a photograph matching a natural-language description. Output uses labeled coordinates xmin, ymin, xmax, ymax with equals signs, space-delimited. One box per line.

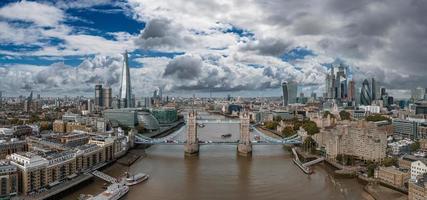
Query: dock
xmin=291 ymin=148 xmax=312 ymax=174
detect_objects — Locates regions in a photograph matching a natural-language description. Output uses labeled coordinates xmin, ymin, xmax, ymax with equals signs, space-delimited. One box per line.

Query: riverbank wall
xmin=26 ymin=120 xmax=184 ymax=199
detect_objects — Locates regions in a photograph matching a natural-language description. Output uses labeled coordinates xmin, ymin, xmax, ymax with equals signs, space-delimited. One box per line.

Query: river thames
xmin=64 ymin=112 xmax=371 ymax=200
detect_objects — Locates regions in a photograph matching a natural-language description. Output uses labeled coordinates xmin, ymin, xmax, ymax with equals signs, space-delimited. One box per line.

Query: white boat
xmin=125 ymin=173 xmax=149 ymax=186
xmin=86 ymin=183 xmax=129 ymax=200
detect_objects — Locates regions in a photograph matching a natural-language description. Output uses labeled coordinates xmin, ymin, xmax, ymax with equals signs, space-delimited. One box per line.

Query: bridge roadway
xmin=135 ymin=140 xmax=302 ymax=145
xmin=135 ymin=125 xmax=302 ymax=145
xmin=194 ymin=119 xmax=241 ymax=124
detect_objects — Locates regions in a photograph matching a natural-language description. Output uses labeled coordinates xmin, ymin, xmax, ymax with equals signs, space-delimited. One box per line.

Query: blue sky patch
xmin=66 ymin=5 xmax=144 ymax=35
xmin=281 ymin=47 xmax=315 ymax=62
xmin=224 ymin=25 xmax=254 ymax=37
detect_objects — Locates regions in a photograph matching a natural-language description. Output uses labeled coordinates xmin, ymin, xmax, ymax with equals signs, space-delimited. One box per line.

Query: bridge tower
xmin=185 ymin=111 xmax=199 ymax=155
xmin=237 ymin=112 xmax=252 ymax=155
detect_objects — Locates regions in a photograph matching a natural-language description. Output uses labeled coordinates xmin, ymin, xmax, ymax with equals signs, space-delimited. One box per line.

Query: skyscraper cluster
xmin=325 ymin=64 xmax=352 ymax=104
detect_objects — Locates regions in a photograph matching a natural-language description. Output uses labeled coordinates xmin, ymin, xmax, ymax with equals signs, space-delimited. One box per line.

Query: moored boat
xmin=85 ymin=183 xmax=129 ymax=200
xmin=125 ymin=172 xmax=149 ymax=186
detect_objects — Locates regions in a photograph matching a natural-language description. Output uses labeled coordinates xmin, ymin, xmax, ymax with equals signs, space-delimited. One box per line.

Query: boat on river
xmin=125 ymin=172 xmax=149 ymax=186
xmin=81 ymin=182 xmax=129 ymax=200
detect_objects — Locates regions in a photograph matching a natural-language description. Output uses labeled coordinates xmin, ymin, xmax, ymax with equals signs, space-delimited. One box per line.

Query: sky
xmin=0 ymin=0 xmax=426 ymax=98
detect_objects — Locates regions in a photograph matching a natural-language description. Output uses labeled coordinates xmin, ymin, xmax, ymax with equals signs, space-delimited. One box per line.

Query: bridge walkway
xmin=91 ymin=170 xmax=117 ymax=183
xmin=302 ymin=157 xmax=325 ymax=167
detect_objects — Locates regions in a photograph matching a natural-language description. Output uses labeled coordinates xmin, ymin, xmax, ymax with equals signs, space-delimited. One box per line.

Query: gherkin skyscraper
xmin=360 ymin=79 xmax=372 ymax=106
xmin=119 ymin=51 xmax=132 ymax=108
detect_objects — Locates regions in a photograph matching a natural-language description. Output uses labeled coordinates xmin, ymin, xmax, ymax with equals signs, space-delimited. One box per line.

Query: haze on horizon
xmin=0 ymin=0 xmax=426 ymax=98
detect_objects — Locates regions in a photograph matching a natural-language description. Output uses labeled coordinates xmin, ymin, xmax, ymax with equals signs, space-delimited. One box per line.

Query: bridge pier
xmin=184 ymin=142 xmax=199 ymax=156
xmin=237 ymin=143 xmax=252 ymax=155
xmin=238 ymin=112 xmax=252 ymax=156
xmin=185 ymin=111 xmax=199 ymax=156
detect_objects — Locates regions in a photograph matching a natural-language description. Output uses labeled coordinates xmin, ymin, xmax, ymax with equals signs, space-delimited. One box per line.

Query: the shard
xmin=119 ymin=51 xmax=132 ymax=108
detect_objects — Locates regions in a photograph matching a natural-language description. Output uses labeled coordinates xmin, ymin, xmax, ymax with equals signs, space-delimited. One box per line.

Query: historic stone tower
xmin=185 ymin=111 xmax=199 ymax=155
xmin=238 ymin=112 xmax=252 ymax=155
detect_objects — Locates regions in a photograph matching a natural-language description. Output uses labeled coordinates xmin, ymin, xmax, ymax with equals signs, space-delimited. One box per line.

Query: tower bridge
xmin=194 ymin=119 xmax=241 ymax=124
xmin=134 ymin=112 xmax=302 ymax=155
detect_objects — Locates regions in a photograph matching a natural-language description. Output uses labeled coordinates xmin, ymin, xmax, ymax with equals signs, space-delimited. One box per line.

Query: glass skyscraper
xmin=119 ymin=51 xmax=132 ymax=108
xmin=281 ymin=81 xmax=288 ymax=106
xmin=361 ymin=79 xmax=372 ymax=106
xmin=288 ymin=82 xmax=298 ymax=104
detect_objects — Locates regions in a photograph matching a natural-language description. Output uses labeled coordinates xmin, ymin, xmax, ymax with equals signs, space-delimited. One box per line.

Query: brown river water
xmin=64 ymin=112 xmax=371 ymax=200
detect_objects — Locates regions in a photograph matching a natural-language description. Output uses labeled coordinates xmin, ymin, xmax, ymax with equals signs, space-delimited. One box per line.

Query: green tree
xmin=281 ymin=126 xmax=295 ymax=137
xmin=273 ymin=115 xmax=282 ymax=122
xmin=366 ymin=114 xmax=390 ymax=122
xmin=302 ymin=121 xmax=319 ymax=135
xmin=303 ymin=137 xmax=317 ymax=154
xmin=264 ymin=121 xmax=279 ymax=130
xmin=411 ymin=141 xmax=421 ymax=152
xmin=336 ymin=154 xmax=354 ymax=166
xmin=336 ymin=154 xmax=343 ymax=163
xmin=136 ymin=124 xmax=145 ymax=133
xmin=339 ymin=111 xmax=351 ymax=120
xmin=39 ymin=121 xmax=51 ymax=131
xmin=323 ymin=111 xmax=335 ymax=119
xmin=9 ymin=118 xmax=19 ymax=125
xmin=382 ymin=157 xmax=398 ymax=167
xmin=367 ymin=162 xmax=378 ymax=177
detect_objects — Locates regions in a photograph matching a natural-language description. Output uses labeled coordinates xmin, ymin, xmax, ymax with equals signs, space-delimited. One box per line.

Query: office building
xmin=348 ymin=80 xmax=355 ymax=102
xmin=325 ymin=64 xmax=349 ymax=103
xmin=371 ymin=78 xmax=377 ymax=100
xmin=95 ymin=85 xmax=103 ymax=108
xmin=418 ymin=123 xmax=427 ymax=139
xmin=380 ymin=87 xmax=387 ymax=99
xmin=287 ymin=82 xmax=298 ymax=104
xmin=393 ymin=119 xmax=419 ymax=139
xmin=325 ymin=68 xmax=335 ymax=99
xmin=412 ymin=87 xmax=425 ymax=101
xmin=94 ymin=85 xmax=112 ymax=110
xmin=119 ymin=51 xmax=132 ymax=108
xmin=103 ymin=86 xmax=112 ymax=109
xmin=415 ymin=102 xmax=427 ymax=115
xmin=336 ymin=65 xmax=348 ymax=100
xmin=104 ymin=109 xmax=160 ymax=131
xmin=150 ymin=108 xmax=178 ymax=124
xmin=281 ymin=81 xmax=288 ymax=106
xmin=360 ymin=79 xmax=372 ymax=106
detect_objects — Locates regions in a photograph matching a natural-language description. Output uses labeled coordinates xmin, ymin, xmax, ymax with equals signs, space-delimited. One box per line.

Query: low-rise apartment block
xmin=314 ymin=120 xmax=388 ymax=162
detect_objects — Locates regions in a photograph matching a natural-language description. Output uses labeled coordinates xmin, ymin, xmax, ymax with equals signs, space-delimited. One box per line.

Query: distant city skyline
xmin=1 ymin=1 xmax=426 ymax=98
